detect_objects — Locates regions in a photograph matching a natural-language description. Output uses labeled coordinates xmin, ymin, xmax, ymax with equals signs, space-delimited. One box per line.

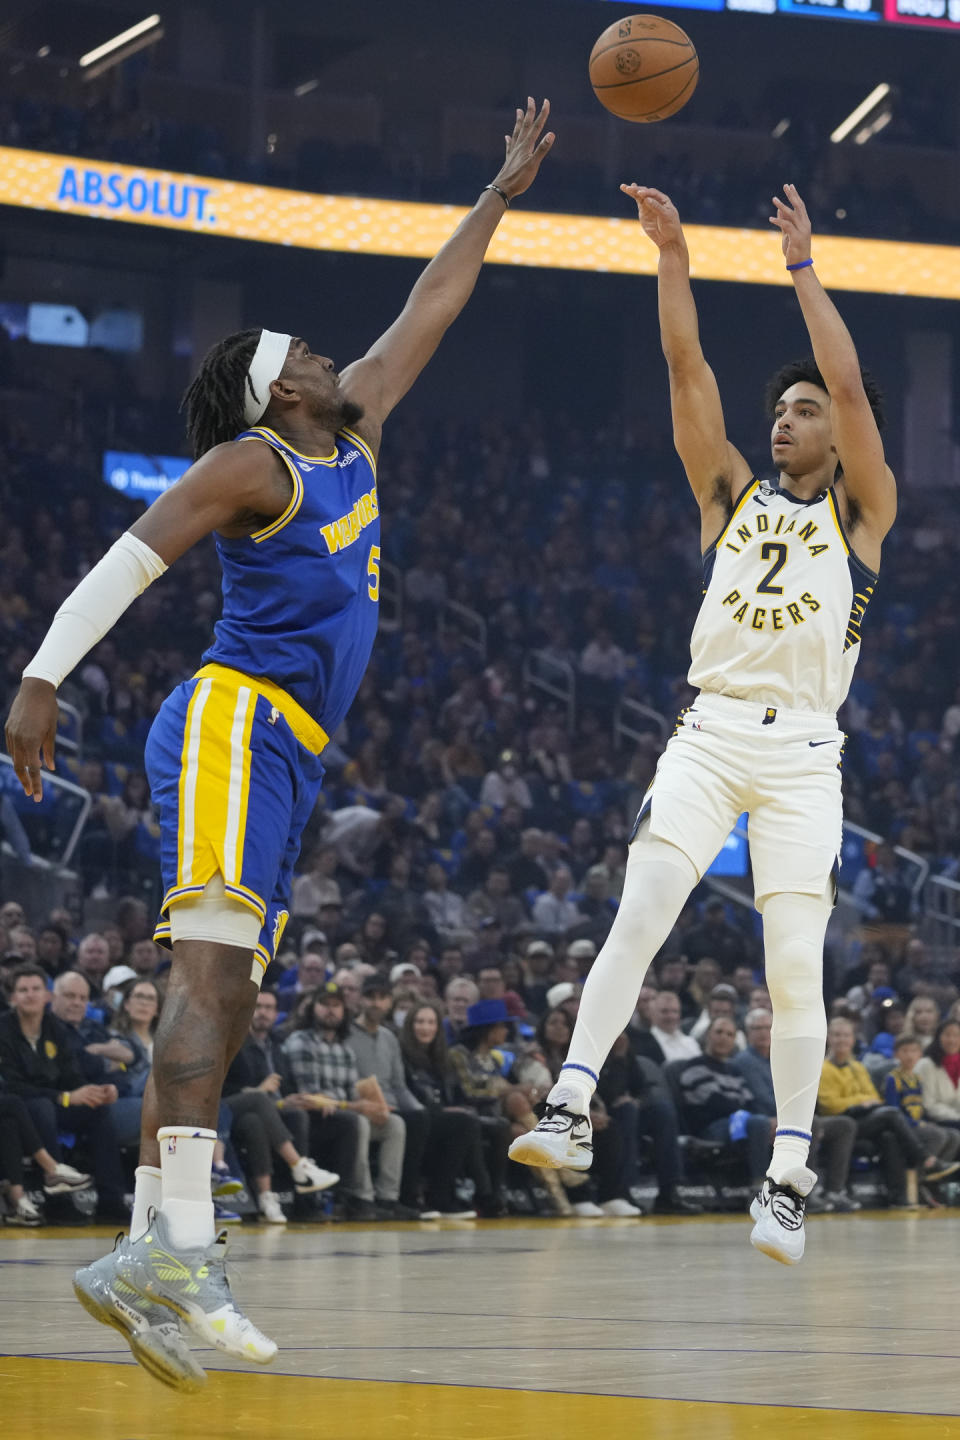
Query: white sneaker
xmin=508 ymin=1086 xmax=593 ymax=1171
xmin=600 ymin=1197 xmax=642 ymax=1217
xmin=571 ymin=1200 xmax=605 ymax=1218
xmin=291 ymin=1158 xmax=340 ymax=1194
xmin=258 ymin=1191 xmax=288 ymax=1224
xmin=750 ymin=1167 xmax=816 ymax=1266
xmin=4 ymin=1195 xmax=42 ymax=1227
xmin=44 ymin=1163 xmax=93 ymax=1195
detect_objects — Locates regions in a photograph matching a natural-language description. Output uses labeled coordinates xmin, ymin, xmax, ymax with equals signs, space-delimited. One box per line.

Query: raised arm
xmin=339 ymin=98 xmax=555 ymax=442
xmin=770 ymin=184 xmax=896 ymax=542
xmin=621 ymin=185 xmax=752 ymax=534
xmin=5 ymin=441 xmax=288 ymax=800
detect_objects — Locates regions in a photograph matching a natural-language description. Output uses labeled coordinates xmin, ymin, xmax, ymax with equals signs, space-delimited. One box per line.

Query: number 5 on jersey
xmin=367 ymin=543 xmax=381 ymax=601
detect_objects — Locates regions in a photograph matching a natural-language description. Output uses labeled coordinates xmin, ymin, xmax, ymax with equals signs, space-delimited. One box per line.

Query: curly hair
xmin=180 ymin=327 xmax=262 ymax=458
xmin=765 ymin=356 xmax=885 ymax=432
xmin=763 ymin=357 xmax=885 ymax=483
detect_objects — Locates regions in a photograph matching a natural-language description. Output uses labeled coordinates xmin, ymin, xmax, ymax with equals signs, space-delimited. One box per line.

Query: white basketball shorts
xmin=630 ymin=691 xmax=843 ymax=910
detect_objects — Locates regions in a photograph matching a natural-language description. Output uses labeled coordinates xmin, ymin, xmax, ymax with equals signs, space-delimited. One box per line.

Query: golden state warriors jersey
xmin=688 ymin=478 xmax=878 ymax=715
xmin=202 ymin=425 xmax=380 ymax=735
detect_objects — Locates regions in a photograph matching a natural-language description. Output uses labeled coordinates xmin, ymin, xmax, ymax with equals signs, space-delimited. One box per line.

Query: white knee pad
xmin=168 ymin=872 xmax=264 ymax=986
xmin=762 ymin=889 xmax=829 ymax=1042
xmin=626 ymin=821 xmax=700 ymax=886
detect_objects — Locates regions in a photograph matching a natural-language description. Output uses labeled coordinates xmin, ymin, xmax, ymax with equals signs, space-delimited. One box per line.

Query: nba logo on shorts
xmin=166 ymin=1136 xmax=177 ymax=1155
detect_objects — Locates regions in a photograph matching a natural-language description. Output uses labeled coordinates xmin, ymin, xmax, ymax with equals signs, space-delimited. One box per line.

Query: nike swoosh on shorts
xmin=808 ymin=739 xmax=835 ymax=747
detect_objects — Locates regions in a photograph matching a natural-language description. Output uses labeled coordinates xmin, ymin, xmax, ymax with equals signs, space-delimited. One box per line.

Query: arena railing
xmin=921 ymin=874 xmax=960 ymax=951
xmin=379 ymin=559 xmax=402 ymax=632
xmin=523 ymin=651 xmax=576 ymax=733
xmin=438 ymin=598 xmax=487 ymax=658
xmin=841 ymin=822 xmax=929 ymax=914
xmin=0 ymin=754 xmax=91 ymax=871
xmin=56 ymin=700 xmax=83 ymax=758
xmin=614 ymin=697 xmax=668 ymax=748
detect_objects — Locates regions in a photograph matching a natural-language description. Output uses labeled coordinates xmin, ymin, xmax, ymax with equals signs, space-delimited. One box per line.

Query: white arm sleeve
xmin=22 ymin=531 xmax=168 ymax=689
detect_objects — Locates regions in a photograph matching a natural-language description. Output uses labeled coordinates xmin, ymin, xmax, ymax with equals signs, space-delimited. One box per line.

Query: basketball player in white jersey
xmin=510 ymin=183 xmax=896 ymax=1264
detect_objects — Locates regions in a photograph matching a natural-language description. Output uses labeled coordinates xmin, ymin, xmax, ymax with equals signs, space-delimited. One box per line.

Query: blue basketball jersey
xmin=202 ymin=424 xmax=381 ymax=736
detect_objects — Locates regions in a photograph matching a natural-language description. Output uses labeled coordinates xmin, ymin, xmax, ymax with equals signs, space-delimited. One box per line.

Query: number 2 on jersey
xmin=757 ymin=542 xmax=788 ymax=596
xmin=367 ymin=543 xmax=381 ymax=601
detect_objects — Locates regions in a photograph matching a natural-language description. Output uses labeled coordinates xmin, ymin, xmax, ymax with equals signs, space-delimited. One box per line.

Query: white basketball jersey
xmin=688 ymin=478 xmax=878 ymax=715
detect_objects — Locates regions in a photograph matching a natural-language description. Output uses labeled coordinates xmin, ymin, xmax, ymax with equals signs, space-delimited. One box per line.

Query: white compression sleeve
xmin=22 ymin=532 xmax=167 ymax=688
xmin=557 ymin=830 xmax=699 ymax=1093
xmin=761 ymin=888 xmax=830 ymax=1182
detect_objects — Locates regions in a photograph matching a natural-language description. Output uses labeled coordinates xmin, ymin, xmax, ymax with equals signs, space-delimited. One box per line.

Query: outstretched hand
xmin=770 ymin=183 xmax=812 ymax=266
xmin=5 ymin=677 xmax=58 ymax=802
xmin=491 ymin=98 xmax=555 ymax=201
xmin=620 ymin=184 xmax=684 ymax=250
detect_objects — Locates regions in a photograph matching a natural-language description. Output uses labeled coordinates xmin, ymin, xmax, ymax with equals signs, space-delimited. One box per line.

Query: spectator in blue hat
xmin=449 ymin=997 xmax=570 ymax=1215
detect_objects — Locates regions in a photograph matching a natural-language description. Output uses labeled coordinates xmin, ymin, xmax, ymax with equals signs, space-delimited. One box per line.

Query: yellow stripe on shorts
xmin=175 ymin=676 xmax=259 ymax=910
xmin=222 ymin=685 xmax=256 ymax=885
xmin=177 ymin=678 xmax=212 ymax=887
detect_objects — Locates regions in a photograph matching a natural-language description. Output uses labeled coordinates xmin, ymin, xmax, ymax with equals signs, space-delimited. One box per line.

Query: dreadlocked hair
xmin=764 ymin=356 xmax=886 ymax=433
xmin=180 ymin=327 xmax=262 ymax=458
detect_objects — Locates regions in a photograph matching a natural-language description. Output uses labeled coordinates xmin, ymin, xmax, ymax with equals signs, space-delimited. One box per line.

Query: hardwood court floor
xmin=1 ymin=1210 xmax=957 ymax=1439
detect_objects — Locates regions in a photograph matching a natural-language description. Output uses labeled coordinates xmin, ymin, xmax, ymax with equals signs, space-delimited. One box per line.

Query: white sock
xmin=158 ymin=1126 xmax=217 ymax=1251
xmin=131 ymin=1165 xmax=162 ymax=1241
xmin=549 ymin=831 xmax=698 ymax=1106
xmin=290 ymin=1157 xmax=309 ymax=1182
xmin=761 ymin=890 xmax=830 ymax=1186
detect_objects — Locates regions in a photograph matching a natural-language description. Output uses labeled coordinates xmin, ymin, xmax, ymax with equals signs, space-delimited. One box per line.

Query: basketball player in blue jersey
xmin=5 ymin=99 xmax=554 ymax=1390
xmin=511 ymin=183 xmax=897 ymax=1265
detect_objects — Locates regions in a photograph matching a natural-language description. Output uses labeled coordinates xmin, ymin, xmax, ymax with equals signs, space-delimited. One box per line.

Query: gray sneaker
xmin=116 ymin=1208 xmax=277 ymax=1364
xmin=74 ymin=1236 xmax=206 ymax=1393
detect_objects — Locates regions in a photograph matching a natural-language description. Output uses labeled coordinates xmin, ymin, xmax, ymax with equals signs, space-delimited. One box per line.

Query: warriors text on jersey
xmin=147 ymin=422 xmax=381 ymax=968
xmin=688 ymin=478 xmax=877 ymax=715
xmin=202 ymin=424 xmax=381 ymax=737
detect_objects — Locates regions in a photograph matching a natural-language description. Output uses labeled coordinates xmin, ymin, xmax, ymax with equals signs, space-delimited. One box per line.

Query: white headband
xmin=243 ymin=329 xmax=293 ymax=426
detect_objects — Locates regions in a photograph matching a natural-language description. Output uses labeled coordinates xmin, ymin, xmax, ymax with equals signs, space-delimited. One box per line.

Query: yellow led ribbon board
xmin=0 ymin=145 xmax=957 ymax=300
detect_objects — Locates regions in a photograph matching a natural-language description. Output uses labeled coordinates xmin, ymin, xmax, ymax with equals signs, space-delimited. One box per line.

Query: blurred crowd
xmin=3 ymin=393 xmax=960 ymax=1224
xmin=4 ymin=406 xmax=960 ymax=889
xmin=0 ymin=81 xmax=953 ymax=243
xmin=2 ymin=889 xmax=960 ymax=1227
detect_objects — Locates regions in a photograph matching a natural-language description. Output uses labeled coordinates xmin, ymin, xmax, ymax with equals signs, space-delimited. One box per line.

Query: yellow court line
xmin=0 ymin=144 xmax=958 ymax=299
xmin=0 ymin=1359 xmax=954 ymax=1440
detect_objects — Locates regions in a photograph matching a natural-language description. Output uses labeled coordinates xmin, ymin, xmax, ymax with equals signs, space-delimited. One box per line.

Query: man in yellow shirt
xmin=818 ymin=1017 xmax=945 ymax=1206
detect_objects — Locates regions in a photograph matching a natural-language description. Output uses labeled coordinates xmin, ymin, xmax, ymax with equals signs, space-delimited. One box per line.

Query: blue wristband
xmin=786 ymin=258 xmax=814 ymax=271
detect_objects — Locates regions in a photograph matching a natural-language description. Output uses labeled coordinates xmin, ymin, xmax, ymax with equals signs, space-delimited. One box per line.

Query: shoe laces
xmin=767 ymin=1180 xmax=805 ymax=1231
xmin=538 ymin=1104 xmax=589 ymax=1136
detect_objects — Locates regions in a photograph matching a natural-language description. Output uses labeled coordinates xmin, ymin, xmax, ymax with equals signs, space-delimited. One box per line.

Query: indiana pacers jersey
xmin=202 ymin=424 xmax=381 ymax=737
xmin=688 ymin=477 xmax=878 ymax=715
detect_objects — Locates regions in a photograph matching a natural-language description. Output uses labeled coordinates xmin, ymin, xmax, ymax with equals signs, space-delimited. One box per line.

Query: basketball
xmin=589 ymin=13 xmax=699 ymax=123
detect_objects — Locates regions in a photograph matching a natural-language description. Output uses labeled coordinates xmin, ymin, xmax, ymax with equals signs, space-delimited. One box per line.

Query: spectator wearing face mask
xmin=480 ymin=751 xmax=533 ymax=812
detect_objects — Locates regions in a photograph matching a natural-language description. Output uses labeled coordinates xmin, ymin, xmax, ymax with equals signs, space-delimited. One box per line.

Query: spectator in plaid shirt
xmin=281 ymin=983 xmax=407 ymax=1220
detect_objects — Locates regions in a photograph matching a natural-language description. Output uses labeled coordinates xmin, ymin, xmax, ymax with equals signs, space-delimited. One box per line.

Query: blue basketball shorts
xmin=145 ymin=663 xmax=327 ymax=978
